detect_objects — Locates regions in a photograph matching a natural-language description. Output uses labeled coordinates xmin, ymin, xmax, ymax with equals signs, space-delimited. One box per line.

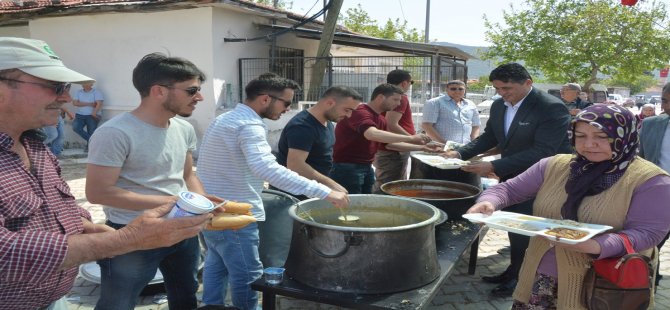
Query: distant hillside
xmin=436 ymin=42 xmax=496 ymax=80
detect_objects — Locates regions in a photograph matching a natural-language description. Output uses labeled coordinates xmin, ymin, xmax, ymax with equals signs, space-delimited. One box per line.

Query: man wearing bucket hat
xmin=0 ymin=37 xmax=212 ymax=310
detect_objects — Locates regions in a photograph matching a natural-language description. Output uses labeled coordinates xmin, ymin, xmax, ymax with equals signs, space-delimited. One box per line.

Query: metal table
xmin=251 ymin=219 xmax=483 ymax=310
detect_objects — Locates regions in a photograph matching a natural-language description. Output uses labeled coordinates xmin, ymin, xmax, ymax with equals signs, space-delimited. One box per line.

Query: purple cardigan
xmin=478 ymin=156 xmax=670 ymax=278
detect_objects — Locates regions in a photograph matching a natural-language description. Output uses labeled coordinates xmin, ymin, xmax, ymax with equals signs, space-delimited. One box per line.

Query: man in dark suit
xmin=639 ymin=82 xmax=670 ymax=287
xmin=444 ymin=63 xmax=572 ymax=297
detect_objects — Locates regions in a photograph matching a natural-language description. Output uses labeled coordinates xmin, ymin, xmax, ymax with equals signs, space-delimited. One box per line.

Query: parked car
xmin=634 ymin=95 xmax=647 ymax=108
xmin=621 ymin=98 xmax=635 ymax=108
xmin=650 ymin=95 xmax=662 ymax=105
xmin=607 ymin=94 xmax=624 ymax=105
xmin=477 ymin=94 xmax=501 ymax=115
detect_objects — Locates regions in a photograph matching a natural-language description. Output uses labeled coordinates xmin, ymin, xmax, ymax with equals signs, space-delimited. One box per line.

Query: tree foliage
xmin=341 ymin=4 xmax=424 ymax=42
xmin=483 ymin=0 xmax=670 ymax=90
xmin=603 ymin=74 xmax=658 ymax=94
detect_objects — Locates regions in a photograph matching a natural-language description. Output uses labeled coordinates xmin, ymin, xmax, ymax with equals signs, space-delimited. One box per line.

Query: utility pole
xmin=424 ymin=0 xmax=430 ymax=43
xmin=307 ymin=0 xmax=344 ymax=100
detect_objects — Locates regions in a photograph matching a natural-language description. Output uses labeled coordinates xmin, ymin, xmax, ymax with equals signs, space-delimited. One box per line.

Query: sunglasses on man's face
xmin=159 ymin=84 xmax=201 ymax=96
xmin=265 ymin=94 xmax=292 ymax=108
xmin=448 ymin=87 xmax=465 ymax=91
xmin=0 ymin=77 xmax=71 ymax=96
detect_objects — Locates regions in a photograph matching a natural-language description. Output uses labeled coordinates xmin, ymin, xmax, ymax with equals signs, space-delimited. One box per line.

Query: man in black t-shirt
xmin=276 ymin=86 xmax=363 ymax=195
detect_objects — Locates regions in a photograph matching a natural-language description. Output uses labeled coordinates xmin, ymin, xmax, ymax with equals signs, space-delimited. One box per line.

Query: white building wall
xmin=0 ymin=25 xmax=30 ymax=37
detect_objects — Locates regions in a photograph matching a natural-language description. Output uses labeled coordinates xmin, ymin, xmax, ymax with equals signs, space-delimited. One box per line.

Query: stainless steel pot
xmin=284 ymin=194 xmax=440 ymax=294
xmin=380 ymin=179 xmax=481 ymax=220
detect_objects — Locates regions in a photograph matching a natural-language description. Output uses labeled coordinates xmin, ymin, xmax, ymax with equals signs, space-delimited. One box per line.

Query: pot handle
xmin=301 ymin=225 xmax=362 ymax=259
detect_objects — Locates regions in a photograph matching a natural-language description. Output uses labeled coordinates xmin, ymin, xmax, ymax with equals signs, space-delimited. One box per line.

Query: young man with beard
xmin=372 ymin=69 xmax=416 ymax=192
xmin=197 ymin=76 xmax=349 ymax=310
xmin=276 ymin=86 xmax=363 ymax=196
xmin=331 ymin=83 xmax=437 ymax=194
xmin=85 ymin=53 xmax=216 ymax=310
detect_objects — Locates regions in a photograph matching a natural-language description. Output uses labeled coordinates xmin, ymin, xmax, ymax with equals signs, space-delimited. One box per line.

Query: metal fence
xmin=234 ymin=55 xmax=467 ymax=112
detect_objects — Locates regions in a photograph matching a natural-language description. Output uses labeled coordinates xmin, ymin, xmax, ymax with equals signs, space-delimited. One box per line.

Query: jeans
xmin=43 ymin=115 xmax=65 ymax=155
xmin=330 ymin=162 xmax=375 ymax=194
xmin=95 ymin=222 xmax=200 ymax=310
xmin=72 ymin=113 xmax=99 ymax=143
xmin=202 ymin=223 xmax=262 ymax=310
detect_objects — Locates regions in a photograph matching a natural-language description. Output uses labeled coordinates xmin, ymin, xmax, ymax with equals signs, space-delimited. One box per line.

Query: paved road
xmin=57 ymin=155 xmax=670 ymax=309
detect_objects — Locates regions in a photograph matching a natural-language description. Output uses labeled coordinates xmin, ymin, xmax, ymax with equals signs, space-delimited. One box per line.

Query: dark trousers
xmin=505 ymin=199 xmax=534 ymax=278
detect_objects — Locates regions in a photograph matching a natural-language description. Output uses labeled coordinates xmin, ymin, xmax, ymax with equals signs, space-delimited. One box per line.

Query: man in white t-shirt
xmin=85 ymin=53 xmax=217 ymax=310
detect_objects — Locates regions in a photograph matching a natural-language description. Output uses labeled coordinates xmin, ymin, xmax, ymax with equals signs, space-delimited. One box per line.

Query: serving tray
xmin=411 ymin=152 xmax=469 ymax=170
xmin=463 ymin=211 xmax=613 ymax=244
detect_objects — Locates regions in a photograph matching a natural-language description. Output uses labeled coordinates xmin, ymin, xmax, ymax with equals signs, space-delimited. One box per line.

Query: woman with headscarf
xmin=467 ymin=105 xmax=670 ymax=309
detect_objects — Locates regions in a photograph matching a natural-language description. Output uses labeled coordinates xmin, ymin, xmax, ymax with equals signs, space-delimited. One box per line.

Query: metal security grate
xmin=238 ymin=50 xmax=467 ymax=111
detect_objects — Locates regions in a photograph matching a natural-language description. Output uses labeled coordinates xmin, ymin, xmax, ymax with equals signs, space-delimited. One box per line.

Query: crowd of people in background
xmin=3 ymin=36 xmax=670 ymax=310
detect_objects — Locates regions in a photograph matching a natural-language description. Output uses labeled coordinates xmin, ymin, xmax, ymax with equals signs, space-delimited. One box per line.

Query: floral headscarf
xmin=561 ymin=104 xmax=639 ymax=220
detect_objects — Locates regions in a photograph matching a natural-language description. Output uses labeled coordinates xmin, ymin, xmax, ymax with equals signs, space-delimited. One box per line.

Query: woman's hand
xmin=466 ymin=201 xmax=496 ymax=216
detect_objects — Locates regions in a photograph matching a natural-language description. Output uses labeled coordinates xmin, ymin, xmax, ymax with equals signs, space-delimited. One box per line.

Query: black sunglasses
xmin=159 ymin=84 xmax=201 ymax=96
xmin=448 ymin=87 xmax=465 ymax=91
xmin=265 ymin=94 xmax=292 ymax=108
xmin=0 ymin=77 xmax=71 ymax=96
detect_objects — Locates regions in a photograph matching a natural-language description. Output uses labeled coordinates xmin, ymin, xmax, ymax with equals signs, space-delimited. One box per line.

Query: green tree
xmin=483 ymin=0 xmax=670 ymax=90
xmin=604 ymin=74 xmax=658 ymax=94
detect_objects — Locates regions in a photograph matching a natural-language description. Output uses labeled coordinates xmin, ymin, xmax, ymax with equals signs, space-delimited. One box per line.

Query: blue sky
xmin=288 ymin=0 xmax=670 ymax=47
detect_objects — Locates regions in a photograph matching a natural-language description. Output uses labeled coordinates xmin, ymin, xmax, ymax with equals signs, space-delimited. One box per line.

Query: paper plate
xmin=411 ymin=153 xmax=469 ymax=170
xmin=79 ymin=261 xmax=164 ymax=284
xmin=463 ymin=211 xmax=612 ymax=245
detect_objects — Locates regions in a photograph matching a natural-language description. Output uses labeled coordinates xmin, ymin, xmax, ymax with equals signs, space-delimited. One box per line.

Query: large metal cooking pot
xmin=284 ymin=194 xmax=440 ymax=294
xmin=380 ymin=179 xmax=481 ymax=220
xmin=410 ymin=156 xmax=481 ymax=188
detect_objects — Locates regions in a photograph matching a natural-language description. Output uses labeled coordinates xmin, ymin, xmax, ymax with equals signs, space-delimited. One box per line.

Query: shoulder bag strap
xmin=617 ymin=233 xmax=636 ymax=254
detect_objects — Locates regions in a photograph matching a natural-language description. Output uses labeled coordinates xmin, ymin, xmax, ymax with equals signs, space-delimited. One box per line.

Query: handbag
xmin=583 ymin=233 xmax=653 ymax=310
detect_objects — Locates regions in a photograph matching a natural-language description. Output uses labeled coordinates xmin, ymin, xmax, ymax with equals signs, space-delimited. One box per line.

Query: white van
xmin=607 ymin=94 xmax=624 ymax=104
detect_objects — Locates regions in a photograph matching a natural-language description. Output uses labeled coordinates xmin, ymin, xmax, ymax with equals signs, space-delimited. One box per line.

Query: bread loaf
xmin=207 ymin=213 xmax=257 ymax=230
xmin=222 ymin=201 xmax=252 ymax=215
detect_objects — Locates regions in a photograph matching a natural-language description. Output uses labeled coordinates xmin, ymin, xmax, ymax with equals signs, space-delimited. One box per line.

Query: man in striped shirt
xmin=197 ymin=75 xmax=349 ymax=310
xmin=0 ymin=37 xmax=211 ymax=310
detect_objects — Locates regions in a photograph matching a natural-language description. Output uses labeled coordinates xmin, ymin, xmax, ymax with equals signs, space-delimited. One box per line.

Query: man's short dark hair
xmin=489 ymin=63 xmax=532 ymax=84
xmin=132 ymin=53 xmax=206 ymax=98
xmin=663 ymin=82 xmax=670 ymax=95
xmin=446 ymin=80 xmax=466 ymax=87
xmin=322 ymin=86 xmax=364 ymax=102
xmin=244 ymin=76 xmax=300 ymax=101
xmin=386 ymin=69 xmax=412 ymax=86
xmin=371 ymin=83 xmax=404 ymax=101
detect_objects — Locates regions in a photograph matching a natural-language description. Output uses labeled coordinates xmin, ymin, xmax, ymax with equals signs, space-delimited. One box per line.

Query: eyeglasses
xmin=0 ymin=77 xmax=71 ymax=96
xmin=448 ymin=87 xmax=465 ymax=91
xmin=264 ymin=94 xmax=292 ymax=108
xmin=159 ymin=84 xmax=201 ymax=96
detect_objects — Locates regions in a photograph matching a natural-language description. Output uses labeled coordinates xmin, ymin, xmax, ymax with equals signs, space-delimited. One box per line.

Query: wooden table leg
xmin=468 ymin=234 xmax=480 ymax=275
xmin=262 ymin=291 xmax=276 ymax=310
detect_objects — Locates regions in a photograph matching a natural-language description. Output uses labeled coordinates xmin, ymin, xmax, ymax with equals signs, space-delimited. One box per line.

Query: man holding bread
xmin=197 ymin=75 xmax=349 ymax=310
xmin=85 ymin=53 xmax=217 ymax=310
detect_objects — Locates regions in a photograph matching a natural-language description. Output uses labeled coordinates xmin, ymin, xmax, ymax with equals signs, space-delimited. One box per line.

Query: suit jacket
xmin=457 ymin=87 xmax=572 ymax=181
xmin=639 ymin=113 xmax=670 ymax=165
